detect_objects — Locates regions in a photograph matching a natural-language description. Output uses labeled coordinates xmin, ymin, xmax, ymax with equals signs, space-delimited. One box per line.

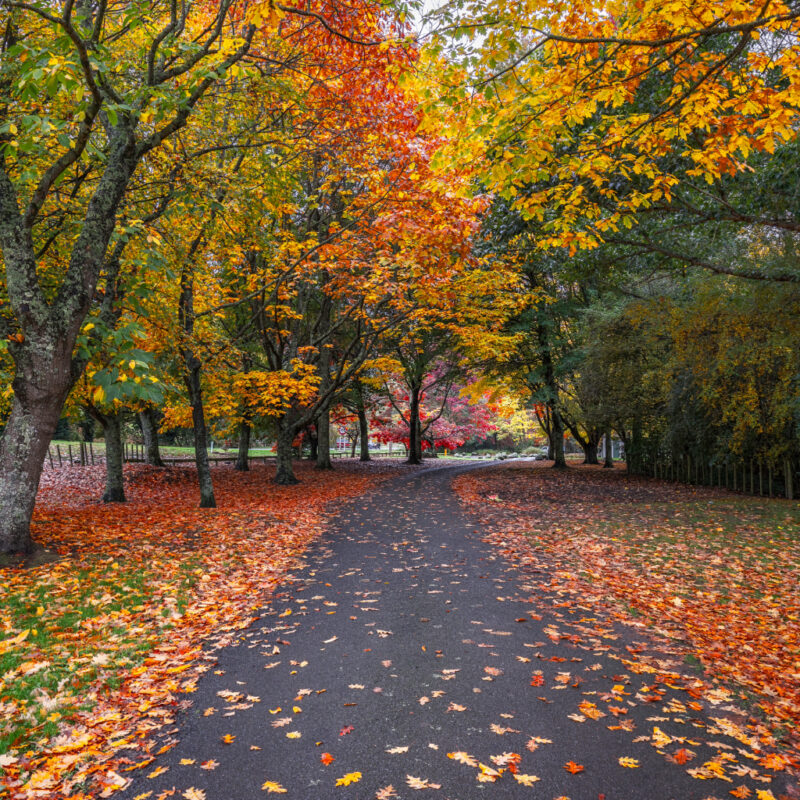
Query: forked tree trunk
xmin=139 ymin=408 xmax=164 ymax=466
xmin=603 ymin=427 xmax=614 ymax=468
xmin=275 ymin=420 xmax=299 ymax=485
xmin=235 ymin=421 xmax=250 ymax=471
xmin=0 ymin=123 xmax=140 ymax=555
xmin=101 ymin=413 xmax=126 ymax=502
xmin=316 ymin=405 xmax=333 ymax=470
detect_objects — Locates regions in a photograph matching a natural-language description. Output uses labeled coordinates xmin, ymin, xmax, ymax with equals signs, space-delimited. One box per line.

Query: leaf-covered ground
xmin=0 ymin=460 xmax=418 ymax=798
xmin=86 ymin=462 xmax=798 ymax=800
xmin=453 ymin=461 xmax=800 ymax=757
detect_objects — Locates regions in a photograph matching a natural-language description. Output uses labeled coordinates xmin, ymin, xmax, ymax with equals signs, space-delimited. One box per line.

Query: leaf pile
xmin=454 ymin=462 xmax=800 ymax=756
xmin=0 ymin=460 xmax=412 ymax=798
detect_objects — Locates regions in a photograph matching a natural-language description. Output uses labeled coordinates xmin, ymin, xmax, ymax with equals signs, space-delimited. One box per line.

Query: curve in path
xmin=120 ymin=464 xmax=793 ymax=800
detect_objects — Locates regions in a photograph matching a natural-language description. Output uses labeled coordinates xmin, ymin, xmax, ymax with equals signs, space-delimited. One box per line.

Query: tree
xmin=0 ymin=0 xmax=253 ymax=554
xmin=426 ymin=0 xmax=800 ymax=284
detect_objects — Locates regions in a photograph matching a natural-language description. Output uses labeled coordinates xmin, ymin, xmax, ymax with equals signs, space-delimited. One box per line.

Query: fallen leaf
xmin=336 ymin=772 xmax=362 ymax=786
xmin=261 ymin=780 xmax=287 ymax=793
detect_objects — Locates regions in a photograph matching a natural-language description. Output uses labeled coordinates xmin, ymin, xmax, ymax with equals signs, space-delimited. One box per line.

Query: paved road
xmin=121 ymin=464 xmax=793 ymax=799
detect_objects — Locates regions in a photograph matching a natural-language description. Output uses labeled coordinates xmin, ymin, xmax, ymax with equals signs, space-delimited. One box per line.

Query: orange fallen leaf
xmin=564 ymin=761 xmax=584 ymax=774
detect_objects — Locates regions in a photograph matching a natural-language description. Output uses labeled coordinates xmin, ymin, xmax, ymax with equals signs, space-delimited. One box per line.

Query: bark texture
xmin=603 ymin=427 xmax=615 ymax=468
xmin=235 ymin=421 xmax=251 ymax=471
xmin=101 ymin=413 xmax=125 ymax=502
xmin=315 ymin=405 xmax=333 ymax=470
xmin=357 ymin=396 xmax=370 ymax=461
xmin=275 ymin=419 xmax=299 ymax=485
xmin=407 ymin=384 xmax=422 ymax=465
xmin=139 ymin=408 xmax=164 ymax=466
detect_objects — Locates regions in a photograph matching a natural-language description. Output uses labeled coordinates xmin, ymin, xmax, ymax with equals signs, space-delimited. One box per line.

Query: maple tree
xmin=373 ymin=370 xmax=498 ymax=455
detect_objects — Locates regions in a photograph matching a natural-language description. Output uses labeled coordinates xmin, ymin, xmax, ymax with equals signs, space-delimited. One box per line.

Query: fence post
xmin=784 ymin=459 xmax=793 ymax=500
xmin=89 ymin=442 xmax=94 ymax=464
xmin=48 ymin=446 xmax=54 ymax=468
xmin=68 ymin=443 xmax=73 ymax=465
xmin=56 ymin=444 xmax=62 ymax=466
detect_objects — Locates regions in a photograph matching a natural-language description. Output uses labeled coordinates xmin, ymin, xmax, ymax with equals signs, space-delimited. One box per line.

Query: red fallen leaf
xmin=339 ymin=725 xmax=354 ymax=737
xmin=320 ymin=753 xmax=335 ymax=765
xmin=529 ymin=675 xmax=544 ymax=687
xmin=564 ymin=761 xmax=584 ymax=774
xmin=672 ymin=748 xmax=694 ymax=765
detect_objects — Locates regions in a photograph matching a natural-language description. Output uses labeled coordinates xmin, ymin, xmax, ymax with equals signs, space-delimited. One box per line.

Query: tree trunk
xmin=536 ymin=320 xmax=566 ymax=469
xmin=0 ymin=124 xmax=140 ymax=555
xmin=139 ymin=408 xmax=164 ymax=466
xmin=357 ymin=398 xmax=370 ymax=462
xmin=551 ymin=409 xmax=566 ymax=468
xmin=350 ymin=433 xmax=358 ymax=458
xmin=628 ymin=417 xmax=643 ymax=475
xmin=101 ymin=413 xmax=126 ymax=502
xmin=316 ymin=405 xmax=333 ymax=470
xmin=0 ymin=389 xmax=68 ymax=555
xmin=407 ymin=384 xmax=422 ymax=465
xmin=583 ymin=440 xmax=599 ymax=465
xmin=186 ymin=363 xmax=216 ymax=507
xmin=235 ymin=421 xmax=250 ymax=471
xmin=603 ymin=426 xmax=614 ymax=468
xmin=275 ymin=418 xmax=299 ymax=485
xmin=306 ymin=426 xmax=318 ymax=461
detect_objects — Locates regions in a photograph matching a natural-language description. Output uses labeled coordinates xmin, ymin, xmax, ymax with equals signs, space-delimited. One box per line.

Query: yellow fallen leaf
xmin=261 ymin=780 xmax=287 ymax=793
xmin=336 ymin=772 xmax=362 ymax=786
xmin=619 ymin=757 xmax=640 ymax=768
xmin=147 ymin=766 xmax=169 ymax=779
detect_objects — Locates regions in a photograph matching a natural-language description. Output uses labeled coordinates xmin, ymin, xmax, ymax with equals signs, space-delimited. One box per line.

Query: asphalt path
xmin=120 ymin=463 xmax=794 ymax=800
